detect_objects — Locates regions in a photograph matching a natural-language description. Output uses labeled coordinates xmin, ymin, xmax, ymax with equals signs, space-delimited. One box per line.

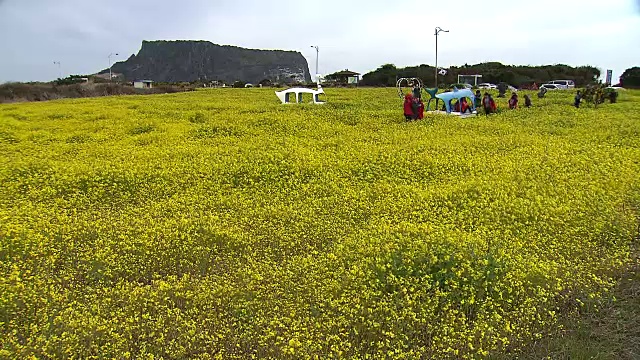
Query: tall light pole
xmin=53 ymin=61 xmax=61 ymax=79
xmin=434 ymin=27 xmax=449 ymax=89
xmin=108 ymin=53 xmax=119 ymax=82
xmin=310 ymin=45 xmax=319 ymax=83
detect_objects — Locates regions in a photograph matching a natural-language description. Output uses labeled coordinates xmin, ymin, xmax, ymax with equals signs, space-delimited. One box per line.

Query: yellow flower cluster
xmin=1 ymin=88 xmax=639 ymax=358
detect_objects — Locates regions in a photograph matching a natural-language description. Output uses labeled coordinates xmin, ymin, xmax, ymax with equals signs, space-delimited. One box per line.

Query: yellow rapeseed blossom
xmin=0 ymin=88 xmax=639 ymax=358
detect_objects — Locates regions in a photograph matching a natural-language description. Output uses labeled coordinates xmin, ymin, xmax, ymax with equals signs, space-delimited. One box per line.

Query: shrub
xmin=0 ymin=82 xmax=194 ymax=103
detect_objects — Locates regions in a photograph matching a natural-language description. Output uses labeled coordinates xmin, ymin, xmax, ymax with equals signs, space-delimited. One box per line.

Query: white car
xmin=541 ymin=83 xmax=562 ymax=90
xmin=548 ymin=80 xmax=575 ymax=89
xmin=477 ymin=83 xmax=497 ymax=89
xmin=453 ymin=83 xmax=473 ymax=90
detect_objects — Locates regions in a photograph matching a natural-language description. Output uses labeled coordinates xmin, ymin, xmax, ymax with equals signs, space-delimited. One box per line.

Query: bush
xmin=0 ymin=82 xmax=195 ymax=103
xmin=54 ymin=75 xmax=89 ymax=86
xmin=620 ymin=67 xmax=640 ymax=89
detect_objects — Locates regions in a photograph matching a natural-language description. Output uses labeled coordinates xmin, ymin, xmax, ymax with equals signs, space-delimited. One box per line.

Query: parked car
xmin=508 ymin=85 xmax=518 ymax=92
xmin=541 ymin=83 xmax=562 ymax=90
xmin=548 ymin=80 xmax=575 ymax=89
xmin=477 ymin=83 xmax=497 ymax=89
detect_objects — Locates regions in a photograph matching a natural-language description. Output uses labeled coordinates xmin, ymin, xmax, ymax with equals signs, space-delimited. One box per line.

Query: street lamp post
xmin=53 ymin=61 xmax=61 ymax=79
xmin=108 ymin=53 xmax=119 ymax=82
xmin=434 ymin=27 xmax=449 ymax=89
xmin=310 ymin=45 xmax=319 ymax=83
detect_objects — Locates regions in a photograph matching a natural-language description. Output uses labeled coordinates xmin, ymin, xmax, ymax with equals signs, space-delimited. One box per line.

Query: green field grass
xmin=1 ymin=88 xmax=639 ymax=359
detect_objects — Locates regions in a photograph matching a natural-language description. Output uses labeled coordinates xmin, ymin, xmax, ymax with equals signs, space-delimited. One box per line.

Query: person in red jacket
xmin=483 ymin=92 xmax=497 ymax=115
xmin=415 ymin=97 xmax=425 ymax=119
xmin=404 ymin=94 xmax=414 ymax=120
xmin=460 ymin=97 xmax=472 ymax=113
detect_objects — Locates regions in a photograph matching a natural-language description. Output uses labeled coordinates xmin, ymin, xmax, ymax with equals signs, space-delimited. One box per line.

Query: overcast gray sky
xmin=1 ymin=0 xmax=639 ymax=83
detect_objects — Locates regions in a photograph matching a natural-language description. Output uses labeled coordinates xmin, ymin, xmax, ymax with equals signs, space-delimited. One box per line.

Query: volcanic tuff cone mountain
xmin=101 ymin=40 xmax=312 ymax=84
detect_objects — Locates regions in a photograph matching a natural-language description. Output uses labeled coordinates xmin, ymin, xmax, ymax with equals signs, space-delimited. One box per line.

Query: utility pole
xmin=108 ymin=53 xmax=119 ymax=82
xmin=310 ymin=45 xmax=319 ymax=83
xmin=434 ymin=27 xmax=449 ymax=89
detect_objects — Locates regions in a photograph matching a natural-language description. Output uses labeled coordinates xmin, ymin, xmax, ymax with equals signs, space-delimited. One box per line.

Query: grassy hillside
xmin=1 ymin=88 xmax=639 ymax=358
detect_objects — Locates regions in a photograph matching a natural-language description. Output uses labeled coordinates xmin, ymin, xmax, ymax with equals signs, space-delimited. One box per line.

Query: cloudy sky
xmin=0 ymin=0 xmax=639 ymax=83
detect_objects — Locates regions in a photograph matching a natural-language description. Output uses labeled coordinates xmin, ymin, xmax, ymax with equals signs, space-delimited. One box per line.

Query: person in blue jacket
xmin=574 ymin=90 xmax=582 ymax=108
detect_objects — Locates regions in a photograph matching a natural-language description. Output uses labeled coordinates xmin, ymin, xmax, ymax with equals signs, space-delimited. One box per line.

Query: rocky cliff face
xmin=103 ymin=40 xmax=311 ymax=84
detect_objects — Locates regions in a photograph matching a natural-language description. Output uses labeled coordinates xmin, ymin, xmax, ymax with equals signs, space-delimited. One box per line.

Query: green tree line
xmin=361 ymin=62 xmax=602 ymax=88
xmin=620 ymin=67 xmax=640 ymax=88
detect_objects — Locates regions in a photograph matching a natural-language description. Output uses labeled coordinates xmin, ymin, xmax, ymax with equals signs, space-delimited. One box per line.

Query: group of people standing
xmin=403 ymin=93 xmax=425 ymax=120
xmin=403 ymin=87 xmax=585 ymax=120
xmin=403 ymin=88 xmax=425 ymax=120
xmin=478 ymin=90 xmax=532 ymax=114
xmin=445 ymin=89 xmax=535 ymax=117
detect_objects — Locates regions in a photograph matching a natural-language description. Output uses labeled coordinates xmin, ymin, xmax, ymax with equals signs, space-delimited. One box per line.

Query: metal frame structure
xmin=108 ymin=53 xmax=119 ymax=82
xmin=396 ymin=77 xmax=423 ymax=99
xmin=434 ymin=27 xmax=449 ymax=89
xmin=310 ymin=45 xmax=319 ymax=83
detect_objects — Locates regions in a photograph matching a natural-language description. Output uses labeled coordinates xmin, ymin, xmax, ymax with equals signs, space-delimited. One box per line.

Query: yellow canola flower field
xmin=1 ymin=88 xmax=639 ymax=359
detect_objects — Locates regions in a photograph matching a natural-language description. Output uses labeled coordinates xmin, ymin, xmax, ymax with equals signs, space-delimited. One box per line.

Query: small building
xmin=210 ymin=80 xmax=225 ymax=88
xmin=457 ymin=74 xmax=483 ymax=87
xmin=134 ymin=80 xmax=154 ymax=89
xmin=326 ymin=69 xmax=361 ymax=85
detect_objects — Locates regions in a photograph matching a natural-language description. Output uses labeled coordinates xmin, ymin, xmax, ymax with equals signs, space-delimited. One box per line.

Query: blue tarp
xmin=435 ymin=88 xmax=476 ymax=113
